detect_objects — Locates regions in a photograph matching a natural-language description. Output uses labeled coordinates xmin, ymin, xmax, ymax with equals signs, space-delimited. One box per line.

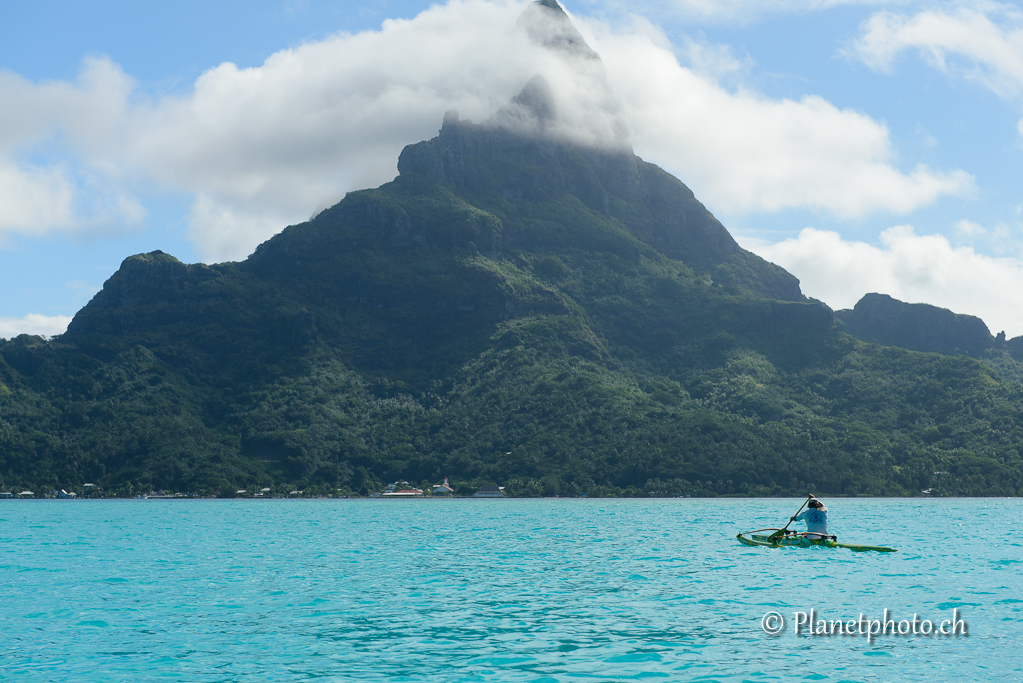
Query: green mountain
xmin=2 ymin=4 xmax=1023 ymax=498
xmin=836 ymin=293 xmax=1002 ymax=357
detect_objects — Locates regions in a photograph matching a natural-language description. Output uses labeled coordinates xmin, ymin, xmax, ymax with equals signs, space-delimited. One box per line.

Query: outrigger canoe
xmin=737 ymin=529 xmax=897 ymax=553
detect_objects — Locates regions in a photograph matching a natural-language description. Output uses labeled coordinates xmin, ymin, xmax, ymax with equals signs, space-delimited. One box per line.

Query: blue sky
xmin=3 ymin=0 xmax=1023 ymax=337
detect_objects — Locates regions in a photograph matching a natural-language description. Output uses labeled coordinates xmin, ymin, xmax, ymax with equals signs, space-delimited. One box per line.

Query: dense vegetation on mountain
xmin=3 ymin=106 xmax=1023 ymax=497
xmin=2 ymin=2 xmax=1022 ymax=498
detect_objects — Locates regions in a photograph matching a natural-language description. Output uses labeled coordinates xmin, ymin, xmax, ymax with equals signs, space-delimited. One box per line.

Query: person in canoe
xmin=791 ymin=497 xmax=829 ymax=539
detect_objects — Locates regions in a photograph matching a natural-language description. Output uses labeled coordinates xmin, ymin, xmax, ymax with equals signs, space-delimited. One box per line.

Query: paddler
xmin=791 ymin=497 xmax=829 ymax=539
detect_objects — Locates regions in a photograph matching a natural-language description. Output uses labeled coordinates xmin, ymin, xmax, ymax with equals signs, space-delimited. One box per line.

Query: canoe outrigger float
xmin=737 ymin=528 xmax=897 ymax=553
xmin=737 ymin=493 xmax=897 ymax=553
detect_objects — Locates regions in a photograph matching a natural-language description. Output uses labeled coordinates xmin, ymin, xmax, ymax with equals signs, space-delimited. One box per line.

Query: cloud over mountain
xmin=0 ymin=0 xmax=973 ymax=262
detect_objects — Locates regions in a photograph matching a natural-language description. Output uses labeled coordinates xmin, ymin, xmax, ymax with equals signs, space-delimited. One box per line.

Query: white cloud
xmin=851 ymin=4 xmax=1023 ymax=100
xmin=0 ymin=57 xmax=133 ymax=154
xmin=0 ymin=314 xmax=73 ymax=340
xmin=676 ymin=35 xmax=751 ymax=80
xmin=746 ymin=225 xmax=1023 ymax=336
xmin=147 ymin=0 xmax=971 ymax=259
xmin=589 ymin=19 xmax=974 ymax=218
xmin=119 ymin=0 xmax=561 ymax=260
xmin=0 ymin=0 xmax=973 ymax=262
xmin=954 ymin=218 xmax=986 ymax=237
xmin=0 ymin=58 xmax=142 ymax=240
xmin=187 ymin=193 xmax=298 ymax=264
xmin=0 ymin=161 xmax=76 ymax=238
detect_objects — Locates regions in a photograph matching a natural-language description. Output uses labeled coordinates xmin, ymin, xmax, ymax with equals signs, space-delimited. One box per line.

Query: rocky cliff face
xmin=389 ymin=0 xmax=801 ymax=302
xmin=66 ymin=251 xmax=230 ymax=339
xmin=836 ymin=293 xmax=997 ymax=356
xmin=70 ymin=252 xmax=215 ymax=313
xmin=395 ymin=98 xmax=802 ymax=301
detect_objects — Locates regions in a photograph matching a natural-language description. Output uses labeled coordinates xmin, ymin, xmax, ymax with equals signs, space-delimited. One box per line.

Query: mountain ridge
xmin=4 ymin=106 xmax=1021 ymax=497
xmin=1 ymin=1 xmax=1022 ymax=498
xmin=836 ymin=293 xmax=1001 ymax=357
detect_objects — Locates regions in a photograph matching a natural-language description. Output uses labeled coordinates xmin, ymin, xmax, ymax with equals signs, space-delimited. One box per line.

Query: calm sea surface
xmin=2 ymin=498 xmax=1020 ymax=681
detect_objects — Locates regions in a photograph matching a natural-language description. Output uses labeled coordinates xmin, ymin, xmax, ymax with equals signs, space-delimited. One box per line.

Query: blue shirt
xmin=795 ymin=507 xmax=829 ymax=536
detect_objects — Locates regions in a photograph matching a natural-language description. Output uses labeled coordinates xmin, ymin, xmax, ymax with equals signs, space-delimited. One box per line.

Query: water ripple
xmin=1 ymin=498 xmax=1021 ymax=681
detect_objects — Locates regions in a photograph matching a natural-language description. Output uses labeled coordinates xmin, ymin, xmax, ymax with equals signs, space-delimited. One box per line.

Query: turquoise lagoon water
xmin=1 ymin=498 xmax=1020 ymax=681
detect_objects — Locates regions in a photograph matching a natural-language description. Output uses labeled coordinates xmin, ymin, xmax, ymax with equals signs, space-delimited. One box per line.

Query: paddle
xmin=768 ymin=493 xmax=813 ymax=542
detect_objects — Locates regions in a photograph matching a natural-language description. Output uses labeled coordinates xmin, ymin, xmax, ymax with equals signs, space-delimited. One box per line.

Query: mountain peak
xmin=510 ymin=75 xmax=556 ymax=123
xmin=536 ymin=0 xmax=567 ymax=12
xmin=517 ymin=0 xmax=600 ymax=61
xmin=836 ymin=293 xmax=996 ymax=356
xmin=393 ymin=104 xmax=802 ymax=302
xmin=488 ymin=75 xmax=557 ymax=133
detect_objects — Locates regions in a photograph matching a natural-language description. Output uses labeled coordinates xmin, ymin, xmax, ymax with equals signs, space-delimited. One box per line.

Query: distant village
xmin=0 ymin=477 xmax=511 ymax=499
xmin=376 ymin=477 xmax=504 ymax=498
xmin=1 ymin=475 xmax=697 ymax=499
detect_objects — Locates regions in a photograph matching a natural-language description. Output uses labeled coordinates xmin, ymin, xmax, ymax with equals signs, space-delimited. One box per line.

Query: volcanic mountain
xmin=1 ymin=1 xmax=1021 ymax=497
